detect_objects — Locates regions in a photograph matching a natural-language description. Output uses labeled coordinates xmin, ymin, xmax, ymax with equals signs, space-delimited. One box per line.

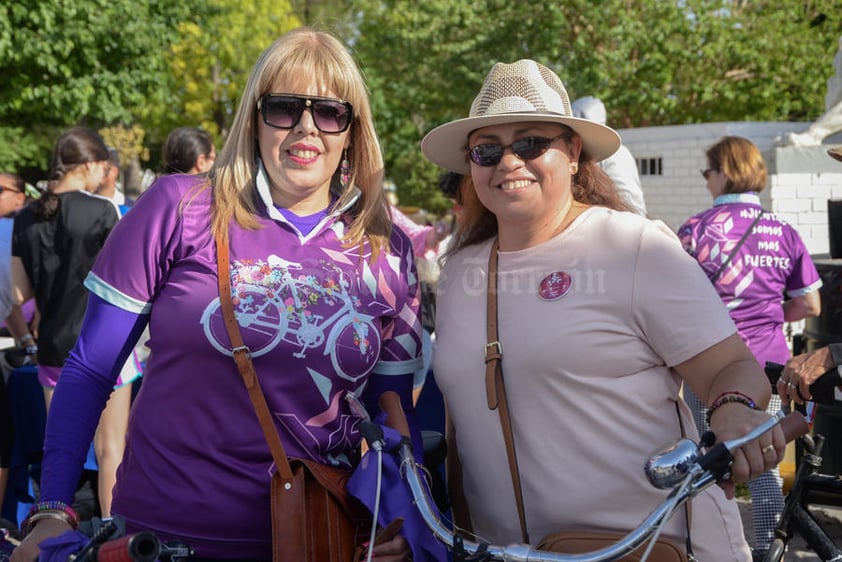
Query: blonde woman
xmin=14 ymin=29 xmax=420 ymax=562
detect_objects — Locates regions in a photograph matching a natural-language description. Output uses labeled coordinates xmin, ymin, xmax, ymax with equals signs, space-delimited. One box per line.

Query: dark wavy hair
xmin=162 ymin=127 xmax=214 ymax=174
xmin=35 ymin=127 xmax=109 ymax=220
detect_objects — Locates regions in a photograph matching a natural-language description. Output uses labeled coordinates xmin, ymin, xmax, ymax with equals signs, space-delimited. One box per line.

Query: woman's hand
xmin=369 ymin=533 xmax=412 ymax=561
xmin=780 ymin=347 xmax=835 ymax=404
xmin=10 ymin=518 xmax=72 ymax=562
xmin=708 ymin=402 xmax=785 ymax=499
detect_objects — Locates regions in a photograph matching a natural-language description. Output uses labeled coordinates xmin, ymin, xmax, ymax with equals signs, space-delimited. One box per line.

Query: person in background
xmin=0 ymin=173 xmax=30 ymax=343
xmin=424 ymin=59 xmax=784 ymax=561
xmin=777 ymin=145 xmax=842 ymax=400
xmin=95 ymin=147 xmax=131 ymax=215
xmin=412 ymin=171 xmax=467 ymax=426
xmin=0 ymin=172 xmax=28 ymax=517
xmin=10 ymin=129 xmax=134 ymax=525
xmin=571 ymin=96 xmax=647 ymax=216
xmin=161 ymin=126 xmax=216 ymax=175
xmin=11 ymin=28 xmax=420 ymax=562
xmin=383 ymin=179 xmax=450 ymax=400
xmin=11 ymin=127 xmax=119 ymax=412
xmin=678 ymin=135 xmax=821 ymax=561
xmin=384 ymin=180 xmax=446 ymax=262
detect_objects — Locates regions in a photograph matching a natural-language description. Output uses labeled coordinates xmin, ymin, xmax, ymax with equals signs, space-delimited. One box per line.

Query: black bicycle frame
xmin=767 ymin=433 xmax=842 ymax=562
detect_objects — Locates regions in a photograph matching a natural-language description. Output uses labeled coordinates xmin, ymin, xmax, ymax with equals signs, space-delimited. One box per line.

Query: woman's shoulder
xmin=440 ymin=237 xmax=494 ymax=275
xmin=388 ymin=221 xmax=413 ymax=250
xmin=677 ymin=205 xmax=718 ymax=229
xmin=60 ymin=191 xmax=119 ymax=223
xmin=583 ymin=206 xmax=673 ymax=239
xmin=131 ymin=173 xmax=212 ymax=216
xmin=63 ymin=189 xmax=115 ymax=207
xmin=140 ymin=173 xmax=210 ymax=201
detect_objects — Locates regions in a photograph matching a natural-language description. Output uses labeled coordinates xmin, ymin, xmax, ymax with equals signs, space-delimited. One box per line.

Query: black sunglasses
xmin=258 ymin=94 xmax=353 ymax=134
xmin=700 ymin=167 xmax=717 ymax=180
xmin=468 ymin=132 xmax=572 ymax=167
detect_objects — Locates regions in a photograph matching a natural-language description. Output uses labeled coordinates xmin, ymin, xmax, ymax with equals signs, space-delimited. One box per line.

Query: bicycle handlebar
xmin=765 ymin=361 xmax=842 ymax=405
xmin=68 ymin=532 xmax=160 ymax=562
xmin=387 ymin=393 xmax=807 ymax=562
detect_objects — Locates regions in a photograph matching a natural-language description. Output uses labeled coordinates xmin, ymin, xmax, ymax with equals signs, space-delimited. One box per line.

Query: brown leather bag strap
xmin=215 ymin=236 xmax=295 ymax=486
xmin=484 ymin=238 xmax=530 ymax=544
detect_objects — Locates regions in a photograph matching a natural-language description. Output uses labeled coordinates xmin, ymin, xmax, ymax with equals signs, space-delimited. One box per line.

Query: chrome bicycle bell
xmin=644 ymin=438 xmax=700 ymax=489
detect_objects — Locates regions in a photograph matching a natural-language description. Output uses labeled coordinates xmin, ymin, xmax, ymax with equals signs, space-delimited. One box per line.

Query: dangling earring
xmin=340 ymin=149 xmax=351 ymax=189
xmin=570 ymin=162 xmax=579 ymax=175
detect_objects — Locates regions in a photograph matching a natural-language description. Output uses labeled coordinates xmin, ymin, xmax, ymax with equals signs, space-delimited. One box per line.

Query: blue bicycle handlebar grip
xmin=378 ymin=390 xmax=410 ymax=438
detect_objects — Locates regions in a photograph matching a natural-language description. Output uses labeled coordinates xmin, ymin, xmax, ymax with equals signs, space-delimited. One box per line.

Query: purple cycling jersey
xmin=678 ymin=193 xmax=821 ymax=365
xmin=73 ymin=171 xmax=423 ymax=558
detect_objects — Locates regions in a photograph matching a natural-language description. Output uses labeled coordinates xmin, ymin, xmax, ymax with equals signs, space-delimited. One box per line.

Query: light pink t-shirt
xmin=433 ymin=207 xmax=751 ymax=561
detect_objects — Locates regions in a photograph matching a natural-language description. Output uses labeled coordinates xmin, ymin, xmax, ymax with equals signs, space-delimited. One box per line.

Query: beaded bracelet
xmin=706 ymin=392 xmax=760 ymax=426
xmin=21 ymin=501 xmax=79 ymax=537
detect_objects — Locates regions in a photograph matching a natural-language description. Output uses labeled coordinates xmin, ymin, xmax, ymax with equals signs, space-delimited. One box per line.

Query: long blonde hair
xmin=208 ymin=28 xmax=390 ymax=255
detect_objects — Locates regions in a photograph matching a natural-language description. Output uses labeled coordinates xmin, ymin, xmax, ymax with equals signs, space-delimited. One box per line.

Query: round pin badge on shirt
xmin=538 ymin=271 xmax=572 ymax=301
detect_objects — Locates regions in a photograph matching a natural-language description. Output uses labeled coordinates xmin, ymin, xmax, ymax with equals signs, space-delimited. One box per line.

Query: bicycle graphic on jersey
xmin=201 ymin=254 xmax=378 ymax=382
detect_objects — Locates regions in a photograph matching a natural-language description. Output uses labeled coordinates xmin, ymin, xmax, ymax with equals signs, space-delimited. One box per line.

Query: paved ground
xmin=739 ymin=497 xmax=842 ymax=560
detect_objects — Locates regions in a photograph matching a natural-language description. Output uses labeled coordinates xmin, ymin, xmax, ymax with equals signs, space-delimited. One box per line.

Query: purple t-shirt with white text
xmin=83 ymin=172 xmax=423 ymax=558
xmin=678 ymin=193 xmax=821 ymax=365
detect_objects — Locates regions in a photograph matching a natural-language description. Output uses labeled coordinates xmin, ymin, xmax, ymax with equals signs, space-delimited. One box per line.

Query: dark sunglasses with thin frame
xmin=258 ymin=94 xmax=353 ymax=134
xmin=700 ymin=168 xmax=717 ymax=180
xmin=468 ymin=132 xmax=571 ymax=167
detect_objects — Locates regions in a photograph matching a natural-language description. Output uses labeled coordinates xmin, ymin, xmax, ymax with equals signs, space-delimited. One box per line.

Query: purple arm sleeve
xmin=362 ymin=374 xmax=424 ymax=465
xmin=39 ymin=294 xmax=149 ymax=504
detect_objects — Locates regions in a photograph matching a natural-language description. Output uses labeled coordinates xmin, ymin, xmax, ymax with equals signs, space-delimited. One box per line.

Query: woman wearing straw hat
xmin=424 ymin=59 xmax=783 ymax=561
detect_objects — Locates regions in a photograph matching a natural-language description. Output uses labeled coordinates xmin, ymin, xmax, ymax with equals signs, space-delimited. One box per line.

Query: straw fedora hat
xmin=421 ymin=59 xmax=621 ymax=174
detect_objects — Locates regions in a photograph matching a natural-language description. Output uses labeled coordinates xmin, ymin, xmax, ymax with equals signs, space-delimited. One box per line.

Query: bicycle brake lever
xmin=345 ymin=392 xmax=385 ymax=450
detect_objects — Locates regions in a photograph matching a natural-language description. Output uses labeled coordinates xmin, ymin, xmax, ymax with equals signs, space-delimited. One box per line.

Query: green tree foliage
xmin=3 ymin=0 xmax=841 ymax=210
xmin=0 ymin=0 xmax=199 ymax=176
xmin=350 ymin=0 xmax=842 ymax=212
xmin=155 ymin=0 xmax=301 ymax=147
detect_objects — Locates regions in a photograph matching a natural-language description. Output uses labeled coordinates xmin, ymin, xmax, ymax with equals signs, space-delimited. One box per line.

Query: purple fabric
xmin=348 ymin=424 xmax=447 ymax=562
xmin=63 ymin=171 xmax=424 ymax=559
xmin=40 ymin=294 xmax=148 ymax=505
xmin=37 ymin=530 xmax=89 ymax=562
xmin=277 ymin=204 xmax=331 ymax=236
xmin=678 ymin=193 xmax=822 ymax=364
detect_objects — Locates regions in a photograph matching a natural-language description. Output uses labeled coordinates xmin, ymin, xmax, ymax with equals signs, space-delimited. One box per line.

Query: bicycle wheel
xmin=200 ymin=285 xmax=288 ymax=356
xmin=325 ymin=313 xmax=379 ymax=382
xmin=762 ymin=538 xmax=785 ymax=562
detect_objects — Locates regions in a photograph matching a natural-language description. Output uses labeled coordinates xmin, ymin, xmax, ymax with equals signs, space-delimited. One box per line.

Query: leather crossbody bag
xmin=215 ymin=236 xmax=371 ymax=562
xmin=484 ymin=238 xmax=691 ymax=562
